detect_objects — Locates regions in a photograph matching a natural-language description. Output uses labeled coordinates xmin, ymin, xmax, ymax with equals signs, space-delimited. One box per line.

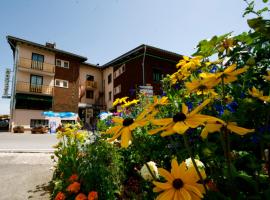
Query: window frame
xmin=86 ymin=90 xmax=94 ymax=99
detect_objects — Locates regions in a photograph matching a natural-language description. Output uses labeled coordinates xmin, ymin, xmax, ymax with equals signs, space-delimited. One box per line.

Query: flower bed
xmin=50 ymin=2 xmax=270 ymax=200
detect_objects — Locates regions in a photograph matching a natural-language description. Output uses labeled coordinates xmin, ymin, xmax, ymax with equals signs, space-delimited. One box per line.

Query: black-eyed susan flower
xmin=170 ymin=69 xmax=191 ymax=85
xmin=200 ymin=120 xmax=254 ymax=139
xmin=149 ymin=99 xmax=222 ymax=136
xmin=153 ymin=159 xmax=205 ymax=200
xmin=248 ymin=86 xmax=270 ymax=102
xmin=121 ymin=99 xmax=140 ymax=108
xmin=106 ymin=109 xmax=154 ymax=148
xmin=185 ymin=78 xmax=220 ymax=94
xmin=200 ymin=64 xmax=248 ymax=84
xmin=113 ymin=97 xmax=129 ymax=107
xmin=176 ymin=56 xmax=203 ymax=71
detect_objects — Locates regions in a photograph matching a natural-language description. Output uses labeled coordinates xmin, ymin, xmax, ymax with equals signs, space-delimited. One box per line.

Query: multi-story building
xmin=6 ymin=36 xmax=181 ymax=131
xmin=103 ymin=44 xmax=181 ymax=102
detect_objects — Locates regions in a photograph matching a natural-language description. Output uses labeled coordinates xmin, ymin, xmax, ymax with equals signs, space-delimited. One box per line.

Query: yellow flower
xmin=185 ymin=78 xmax=220 ymax=94
xmin=176 ymin=56 xmax=203 ymax=71
xmin=263 ymin=71 xmax=270 ymax=81
xmin=248 ymin=86 xmax=270 ymax=102
xmin=200 ymin=64 xmax=248 ymax=84
xmin=149 ymin=99 xmax=222 ymax=136
xmin=185 ymin=158 xmax=206 ymax=180
xmin=105 ymin=109 xmax=152 ymax=148
xmin=153 ymin=159 xmax=205 ymax=200
xmin=218 ymin=38 xmax=235 ymax=54
xmin=170 ymin=69 xmax=191 ymax=84
xmin=113 ymin=97 xmax=129 ymax=107
xmin=121 ymin=99 xmax=140 ymax=108
xmin=201 ymin=120 xmax=254 ymax=139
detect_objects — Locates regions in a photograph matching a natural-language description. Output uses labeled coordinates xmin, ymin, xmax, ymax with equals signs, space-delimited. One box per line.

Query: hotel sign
xmin=139 ymin=85 xmax=153 ymax=96
xmin=2 ymin=68 xmax=11 ymax=99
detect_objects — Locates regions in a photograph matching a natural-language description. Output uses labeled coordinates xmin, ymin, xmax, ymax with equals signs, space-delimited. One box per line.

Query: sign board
xmin=139 ymin=85 xmax=153 ymax=96
xmin=2 ymin=68 xmax=11 ymax=98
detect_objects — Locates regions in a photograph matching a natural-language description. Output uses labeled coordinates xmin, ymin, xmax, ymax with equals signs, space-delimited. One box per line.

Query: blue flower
xmin=197 ymin=69 xmax=202 ymax=73
xmin=214 ymin=103 xmax=224 ymax=116
xmin=210 ymin=66 xmax=218 ymax=73
xmin=226 ymin=101 xmax=238 ymax=113
xmin=186 ymin=101 xmax=193 ymax=111
xmin=240 ymin=92 xmax=246 ymax=99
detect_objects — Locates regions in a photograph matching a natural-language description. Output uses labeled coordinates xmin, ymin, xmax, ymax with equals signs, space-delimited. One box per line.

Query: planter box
xmin=31 ymin=126 xmax=48 ymax=134
xmin=13 ymin=126 xmax=25 ymax=133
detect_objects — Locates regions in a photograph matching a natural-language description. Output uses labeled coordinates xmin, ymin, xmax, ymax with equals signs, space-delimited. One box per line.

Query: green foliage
xmin=78 ymin=140 xmax=124 ymax=200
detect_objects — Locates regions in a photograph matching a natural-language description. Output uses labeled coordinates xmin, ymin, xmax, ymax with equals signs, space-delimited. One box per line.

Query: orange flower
xmin=55 ymin=192 xmax=66 ymax=200
xmin=75 ymin=193 xmax=87 ymax=200
xmin=69 ymin=174 xmax=79 ymax=182
xmin=88 ymin=191 xmax=98 ymax=200
xmin=67 ymin=182 xmax=80 ymax=193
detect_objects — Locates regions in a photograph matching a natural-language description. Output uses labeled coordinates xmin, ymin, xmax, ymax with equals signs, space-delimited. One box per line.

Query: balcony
xmin=18 ymin=57 xmax=55 ymax=74
xmin=85 ymin=80 xmax=97 ymax=89
xmin=16 ymin=81 xmax=53 ymax=96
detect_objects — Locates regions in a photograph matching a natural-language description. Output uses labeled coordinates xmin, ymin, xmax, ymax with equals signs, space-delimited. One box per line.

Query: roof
xmin=81 ymin=62 xmax=102 ymax=70
xmin=102 ymin=44 xmax=182 ymax=68
xmin=7 ymin=35 xmax=87 ymax=61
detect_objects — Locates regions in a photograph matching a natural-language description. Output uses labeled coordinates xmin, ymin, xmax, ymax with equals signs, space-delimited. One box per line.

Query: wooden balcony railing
xmin=85 ymin=80 xmax=97 ymax=89
xmin=16 ymin=82 xmax=53 ymax=95
xmin=18 ymin=57 xmax=55 ymax=73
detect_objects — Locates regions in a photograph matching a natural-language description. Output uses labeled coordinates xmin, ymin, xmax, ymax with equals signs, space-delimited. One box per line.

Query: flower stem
xmin=145 ymin=162 xmax=157 ymax=181
xmin=183 ymin=134 xmax=208 ymax=192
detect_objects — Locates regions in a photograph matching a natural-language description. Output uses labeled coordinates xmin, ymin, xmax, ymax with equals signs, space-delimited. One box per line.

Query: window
xmin=56 ymin=59 xmax=61 ymax=67
xmin=55 ymin=59 xmax=69 ymax=68
xmin=55 ymin=79 xmax=69 ymax=88
xmin=108 ymin=74 xmax=112 ymax=84
xmin=55 ymin=80 xmax=60 ymax=87
xmin=30 ymin=119 xmax=49 ymax=128
xmin=114 ymin=85 xmax=121 ymax=95
xmin=61 ymin=120 xmax=75 ymax=125
xmin=64 ymin=61 xmax=69 ymax=68
xmin=114 ymin=64 xmax=126 ymax=79
xmin=86 ymin=75 xmax=94 ymax=81
xmin=109 ymin=91 xmax=112 ymax=101
xmin=86 ymin=90 xmax=94 ymax=99
xmin=153 ymin=69 xmax=163 ymax=83
xmin=32 ymin=53 xmax=44 ymax=63
xmin=30 ymin=75 xmax=43 ymax=93
xmin=32 ymin=53 xmax=44 ymax=70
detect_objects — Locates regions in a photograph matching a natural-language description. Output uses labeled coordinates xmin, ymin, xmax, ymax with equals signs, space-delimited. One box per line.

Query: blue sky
xmin=0 ymin=0 xmax=267 ymax=114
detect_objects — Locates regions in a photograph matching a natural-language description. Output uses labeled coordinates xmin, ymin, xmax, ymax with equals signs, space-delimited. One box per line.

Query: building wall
xmin=16 ymin=70 xmax=54 ymax=86
xmin=53 ymin=54 xmax=80 ymax=113
xmin=18 ymin=44 xmax=55 ymax=65
xmin=103 ymin=66 xmax=114 ymax=109
xmin=12 ymin=109 xmax=45 ymax=129
xmin=79 ymin=64 xmax=102 ymax=105
xmin=113 ymin=55 xmax=144 ymax=100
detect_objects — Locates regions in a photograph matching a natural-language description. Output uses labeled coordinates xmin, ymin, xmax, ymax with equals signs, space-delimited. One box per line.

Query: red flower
xmin=75 ymin=193 xmax=87 ymax=200
xmin=55 ymin=192 xmax=66 ymax=200
xmin=88 ymin=191 xmax=98 ymax=200
xmin=69 ymin=174 xmax=79 ymax=182
xmin=67 ymin=182 xmax=80 ymax=193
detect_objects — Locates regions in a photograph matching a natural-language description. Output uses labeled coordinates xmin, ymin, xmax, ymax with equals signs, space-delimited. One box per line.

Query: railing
xmin=16 ymin=81 xmax=53 ymax=95
xmin=18 ymin=57 xmax=55 ymax=73
xmin=85 ymin=80 xmax=97 ymax=89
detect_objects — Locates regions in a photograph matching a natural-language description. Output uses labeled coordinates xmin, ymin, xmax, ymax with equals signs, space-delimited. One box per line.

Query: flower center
xmin=123 ymin=118 xmax=134 ymax=126
xmin=173 ymin=112 xmax=187 ymax=122
xmin=173 ymin=178 xmax=184 ymax=189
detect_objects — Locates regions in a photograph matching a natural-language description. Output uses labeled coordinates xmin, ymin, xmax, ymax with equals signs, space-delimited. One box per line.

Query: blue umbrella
xmin=42 ymin=111 xmax=59 ymax=117
xmin=59 ymin=112 xmax=76 ymax=118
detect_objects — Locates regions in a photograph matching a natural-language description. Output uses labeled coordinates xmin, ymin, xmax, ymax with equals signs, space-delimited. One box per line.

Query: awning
xmin=16 ymin=93 xmax=52 ymax=102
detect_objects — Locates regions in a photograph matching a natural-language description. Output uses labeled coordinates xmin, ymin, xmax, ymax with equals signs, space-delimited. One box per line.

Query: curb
xmin=0 ymin=149 xmax=54 ymax=153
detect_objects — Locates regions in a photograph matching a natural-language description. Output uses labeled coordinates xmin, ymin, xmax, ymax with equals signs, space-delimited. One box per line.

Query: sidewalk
xmin=0 ymin=153 xmax=54 ymax=200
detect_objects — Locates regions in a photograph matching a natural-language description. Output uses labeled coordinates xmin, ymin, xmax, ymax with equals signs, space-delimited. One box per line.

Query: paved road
xmin=0 ymin=132 xmax=57 ymax=152
xmin=0 ymin=153 xmax=54 ymax=200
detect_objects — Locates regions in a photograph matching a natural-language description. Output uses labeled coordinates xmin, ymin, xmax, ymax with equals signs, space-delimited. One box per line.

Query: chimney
xmin=45 ymin=42 xmax=56 ymax=48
